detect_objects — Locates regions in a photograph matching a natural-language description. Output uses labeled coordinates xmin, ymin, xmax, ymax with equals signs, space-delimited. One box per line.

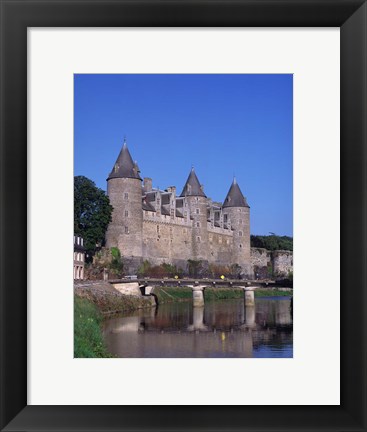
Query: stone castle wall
xmin=142 ymin=218 xmax=235 ymax=270
xmin=272 ymin=250 xmax=293 ymax=276
xmin=250 ymin=247 xmax=293 ymax=277
xmin=142 ymin=219 xmax=192 ymax=268
xmin=207 ymin=229 xmax=233 ymax=265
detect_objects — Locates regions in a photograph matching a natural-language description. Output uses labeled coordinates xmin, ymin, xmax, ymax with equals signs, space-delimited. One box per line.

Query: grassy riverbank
xmin=255 ymin=289 xmax=292 ymax=297
xmin=74 ymin=296 xmax=112 ymax=358
xmin=154 ymin=286 xmax=291 ymax=303
xmin=75 ymin=282 xmax=154 ymax=314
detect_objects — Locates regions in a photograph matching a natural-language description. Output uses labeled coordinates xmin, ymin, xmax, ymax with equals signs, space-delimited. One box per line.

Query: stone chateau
xmin=105 ymin=140 xmax=253 ymax=276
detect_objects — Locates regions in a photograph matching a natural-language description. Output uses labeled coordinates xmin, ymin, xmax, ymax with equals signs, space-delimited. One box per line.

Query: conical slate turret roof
xmin=107 ymin=140 xmax=142 ymax=181
xmin=223 ymin=178 xmax=249 ymax=208
xmin=180 ymin=168 xmax=206 ymax=197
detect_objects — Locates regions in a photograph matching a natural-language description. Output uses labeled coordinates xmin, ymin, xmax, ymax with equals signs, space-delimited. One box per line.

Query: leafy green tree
xmin=74 ymin=176 xmax=113 ymax=257
xmin=251 ymin=234 xmax=293 ymax=251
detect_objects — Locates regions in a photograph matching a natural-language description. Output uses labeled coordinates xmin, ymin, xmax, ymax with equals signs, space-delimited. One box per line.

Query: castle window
xmin=157 ymin=225 xmax=159 ymax=233
xmin=196 ymin=209 xmax=200 ymax=214
xmin=125 ymin=226 xmax=129 ymax=234
xmin=196 ymin=222 xmax=200 ymax=228
xmin=239 ymin=231 xmax=243 ymax=237
xmin=197 ymin=236 xmax=201 ymax=242
xmin=124 ymin=193 xmax=129 ymax=200
xmin=170 ymin=209 xmax=174 ymax=218
xmin=224 ymin=214 xmax=228 ymax=223
xmin=125 ymin=210 xmax=129 ymax=217
xmin=239 ymin=244 xmax=242 ymax=248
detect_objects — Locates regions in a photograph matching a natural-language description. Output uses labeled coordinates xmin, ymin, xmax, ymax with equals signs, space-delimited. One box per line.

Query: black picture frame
xmin=1 ymin=1 xmax=366 ymax=431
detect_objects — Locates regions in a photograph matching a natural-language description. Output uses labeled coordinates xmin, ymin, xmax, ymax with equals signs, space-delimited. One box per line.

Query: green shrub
xmin=187 ymin=259 xmax=203 ymax=277
xmin=109 ymin=247 xmax=123 ymax=276
xmin=137 ymin=261 xmax=183 ymax=278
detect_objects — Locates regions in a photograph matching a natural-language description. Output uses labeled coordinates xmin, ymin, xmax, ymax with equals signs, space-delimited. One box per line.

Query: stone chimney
xmin=144 ymin=177 xmax=152 ymax=192
xmin=166 ymin=186 xmax=176 ymax=195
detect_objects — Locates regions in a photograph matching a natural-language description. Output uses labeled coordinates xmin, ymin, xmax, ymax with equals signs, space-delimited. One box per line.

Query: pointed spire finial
xmin=223 ymin=178 xmax=249 ymax=208
xmin=180 ymin=166 xmax=206 ymax=197
xmin=107 ymin=138 xmax=142 ymax=181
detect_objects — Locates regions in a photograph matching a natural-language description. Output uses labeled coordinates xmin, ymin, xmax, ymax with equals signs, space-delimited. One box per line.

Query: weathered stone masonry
xmin=105 ymin=140 xmax=253 ymax=275
xmin=250 ymin=247 xmax=293 ymax=277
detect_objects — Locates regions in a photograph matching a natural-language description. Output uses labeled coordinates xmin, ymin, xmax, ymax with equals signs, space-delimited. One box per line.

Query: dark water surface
xmin=102 ymin=298 xmax=293 ymax=358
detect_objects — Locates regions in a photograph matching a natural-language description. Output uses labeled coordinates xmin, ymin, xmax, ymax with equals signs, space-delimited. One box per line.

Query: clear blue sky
xmin=74 ymin=74 xmax=293 ymax=236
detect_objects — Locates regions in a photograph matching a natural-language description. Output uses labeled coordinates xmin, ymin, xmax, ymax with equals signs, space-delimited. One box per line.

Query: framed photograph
xmin=1 ymin=0 xmax=366 ymax=431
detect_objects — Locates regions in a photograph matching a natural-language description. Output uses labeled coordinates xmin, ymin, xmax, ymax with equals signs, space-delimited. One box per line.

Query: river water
xmin=102 ymin=297 xmax=293 ymax=358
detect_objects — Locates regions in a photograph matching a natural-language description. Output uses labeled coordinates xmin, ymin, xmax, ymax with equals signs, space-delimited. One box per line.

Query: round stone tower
xmin=105 ymin=140 xmax=143 ymax=259
xmin=180 ymin=168 xmax=209 ymax=262
xmin=222 ymin=178 xmax=251 ymax=277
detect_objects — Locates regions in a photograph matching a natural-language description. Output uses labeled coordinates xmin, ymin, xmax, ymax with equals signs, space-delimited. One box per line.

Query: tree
xmin=74 ymin=176 xmax=113 ymax=257
xmin=251 ymin=234 xmax=293 ymax=251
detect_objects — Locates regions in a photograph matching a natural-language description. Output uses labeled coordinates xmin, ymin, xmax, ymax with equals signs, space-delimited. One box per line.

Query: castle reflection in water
xmin=103 ymin=298 xmax=293 ymax=358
